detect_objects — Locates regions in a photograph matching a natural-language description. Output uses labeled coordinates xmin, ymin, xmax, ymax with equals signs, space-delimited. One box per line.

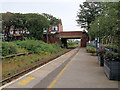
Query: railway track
xmin=0 ymin=49 xmax=72 ymax=86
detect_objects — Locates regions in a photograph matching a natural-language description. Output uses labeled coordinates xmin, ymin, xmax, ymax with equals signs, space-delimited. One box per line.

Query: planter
xmin=104 ymin=59 xmax=120 ymax=80
xmin=98 ymin=54 xmax=104 ymax=66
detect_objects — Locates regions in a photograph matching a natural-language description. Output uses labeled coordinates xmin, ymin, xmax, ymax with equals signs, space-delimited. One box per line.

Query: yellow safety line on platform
xmin=18 ymin=77 xmax=35 ymax=85
xmin=48 ymin=49 xmax=80 ymax=89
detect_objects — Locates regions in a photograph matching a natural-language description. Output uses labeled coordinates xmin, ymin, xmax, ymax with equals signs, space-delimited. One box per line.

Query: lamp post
xmin=96 ymin=14 xmax=99 ymax=49
xmin=96 ymin=13 xmax=100 ymax=56
xmin=97 ymin=16 xmax=99 ymax=48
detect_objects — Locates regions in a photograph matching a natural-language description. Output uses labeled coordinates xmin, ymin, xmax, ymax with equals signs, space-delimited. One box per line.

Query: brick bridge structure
xmin=59 ymin=31 xmax=89 ymax=48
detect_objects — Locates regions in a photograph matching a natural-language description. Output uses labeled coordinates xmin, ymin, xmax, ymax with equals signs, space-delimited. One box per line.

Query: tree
xmin=25 ymin=13 xmax=50 ymax=39
xmin=76 ymin=2 xmax=103 ymax=30
xmin=42 ymin=13 xmax=61 ymax=25
xmin=116 ymin=2 xmax=120 ymax=46
xmin=2 ymin=12 xmax=14 ymax=38
xmin=88 ymin=2 xmax=120 ymax=46
xmin=2 ymin=12 xmax=61 ymax=40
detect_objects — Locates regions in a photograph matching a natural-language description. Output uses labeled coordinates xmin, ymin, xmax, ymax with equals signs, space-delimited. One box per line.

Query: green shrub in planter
xmin=87 ymin=47 xmax=96 ymax=53
xmin=97 ymin=47 xmax=107 ymax=66
xmin=90 ymin=48 xmax=96 ymax=53
xmin=86 ymin=46 xmax=90 ymax=52
xmin=98 ymin=47 xmax=107 ymax=56
xmin=104 ymin=51 xmax=119 ymax=61
xmin=104 ymin=51 xmax=120 ymax=80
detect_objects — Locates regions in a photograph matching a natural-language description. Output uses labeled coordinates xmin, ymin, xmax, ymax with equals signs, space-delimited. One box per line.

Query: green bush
xmin=15 ymin=40 xmax=61 ymax=55
xmin=2 ymin=42 xmax=18 ymax=56
xmin=2 ymin=40 xmax=62 ymax=56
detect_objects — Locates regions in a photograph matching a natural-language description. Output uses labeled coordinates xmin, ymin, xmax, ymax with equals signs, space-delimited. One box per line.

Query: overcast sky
xmin=0 ymin=0 xmax=86 ymax=31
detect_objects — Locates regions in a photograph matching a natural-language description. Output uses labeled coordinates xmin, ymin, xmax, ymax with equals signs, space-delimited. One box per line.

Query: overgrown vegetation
xmin=2 ymin=42 xmax=18 ymax=56
xmin=2 ymin=40 xmax=67 ymax=80
xmin=2 ymin=40 xmax=62 ymax=56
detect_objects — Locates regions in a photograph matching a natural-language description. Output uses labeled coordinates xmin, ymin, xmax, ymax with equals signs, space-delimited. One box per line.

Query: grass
xmin=2 ymin=48 xmax=67 ymax=79
xmin=2 ymin=54 xmax=49 ymax=78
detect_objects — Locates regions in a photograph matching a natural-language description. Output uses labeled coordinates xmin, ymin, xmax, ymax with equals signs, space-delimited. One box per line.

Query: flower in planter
xmin=97 ymin=47 xmax=108 ymax=66
xmin=104 ymin=51 xmax=120 ymax=61
xmin=90 ymin=47 xmax=96 ymax=54
xmin=98 ymin=47 xmax=107 ymax=56
xmin=86 ymin=46 xmax=94 ymax=53
xmin=104 ymin=51 xmax=120 ymax=80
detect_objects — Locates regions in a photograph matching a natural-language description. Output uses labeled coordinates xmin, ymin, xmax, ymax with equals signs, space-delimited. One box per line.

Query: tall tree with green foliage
xmin=2 ymin=12 xmax=51 ymax=40
xmin=88 ymin=2 xmax=120 ymax=46
xmin=42 ymin=13 xmax=61 ymax=25
xmin=76 ymin=2 xmax=103 ymax=30
xmin=25 ymin=13 xmax=50 ymax=39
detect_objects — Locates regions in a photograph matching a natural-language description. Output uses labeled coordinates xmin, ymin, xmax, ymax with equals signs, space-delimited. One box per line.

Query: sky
xmin=0 ymin=0 xmax=86 ymax=31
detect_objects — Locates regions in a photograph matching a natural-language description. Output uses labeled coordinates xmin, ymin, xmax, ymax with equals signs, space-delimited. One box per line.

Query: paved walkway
xmin=1 ymin=48 xmax=119 ymax=89
xmin=49 ymin=48 xmax=119 ymax=88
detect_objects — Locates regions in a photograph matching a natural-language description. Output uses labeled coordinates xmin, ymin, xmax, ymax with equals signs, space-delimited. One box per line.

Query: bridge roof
xmin=59 ymin=31 xmax=83 ymax=39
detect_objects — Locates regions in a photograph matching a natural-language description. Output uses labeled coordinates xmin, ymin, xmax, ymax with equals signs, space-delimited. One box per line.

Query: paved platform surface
xmin=48 ymin=48 xmax=119 ymax=88
xmin=1 ymin=48 xmax=119 ymax=89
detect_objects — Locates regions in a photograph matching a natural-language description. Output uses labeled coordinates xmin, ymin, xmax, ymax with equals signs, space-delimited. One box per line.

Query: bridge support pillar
xmin=61 ymin=38 xmax=67 ymax=48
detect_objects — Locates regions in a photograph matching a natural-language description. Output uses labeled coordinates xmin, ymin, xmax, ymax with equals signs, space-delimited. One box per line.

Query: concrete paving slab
xmin=51 ymin=48 xmax=119 ymax=88
xmin=30 ymin=69 xmax=50 ymax=78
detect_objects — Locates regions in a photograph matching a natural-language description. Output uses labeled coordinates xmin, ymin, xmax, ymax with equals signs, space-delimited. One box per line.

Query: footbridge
xmin=59 ymin=31 xmax=89 ymax=48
